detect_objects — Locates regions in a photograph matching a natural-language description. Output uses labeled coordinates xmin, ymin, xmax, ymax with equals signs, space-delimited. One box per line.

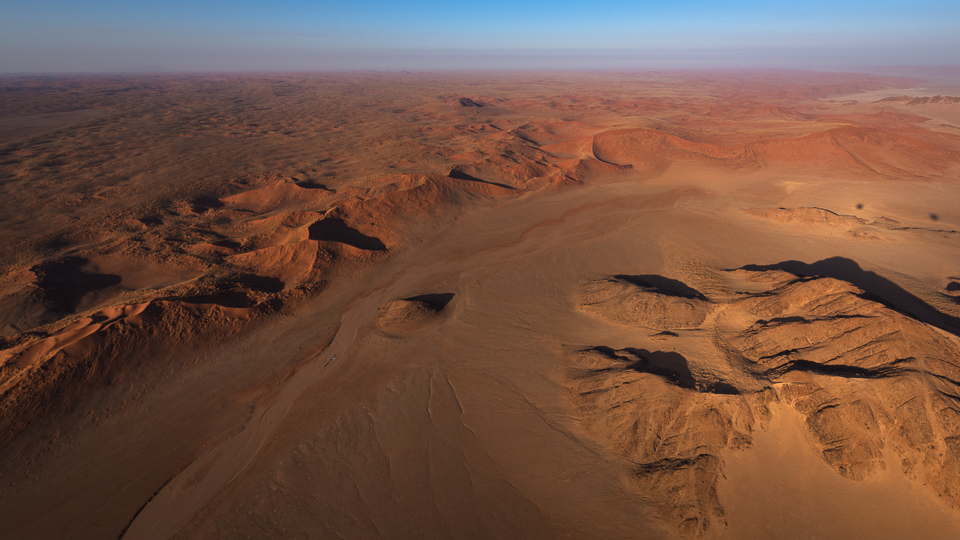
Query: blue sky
xmin=2 ymin=0 xmax=958 ymax=72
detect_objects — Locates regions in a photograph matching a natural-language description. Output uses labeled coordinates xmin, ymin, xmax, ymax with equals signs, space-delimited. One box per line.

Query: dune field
xmin=2 ymin=70 xmax=960 ymax=539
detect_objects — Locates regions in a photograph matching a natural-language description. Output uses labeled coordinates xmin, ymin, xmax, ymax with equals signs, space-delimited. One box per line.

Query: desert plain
xmin=2 ymin=70 xmax=960 ymax=539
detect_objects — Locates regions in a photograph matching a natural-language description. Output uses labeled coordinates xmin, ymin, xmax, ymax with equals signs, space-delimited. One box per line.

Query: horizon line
xmin=3 ymin=64 xmax=960 ymax=77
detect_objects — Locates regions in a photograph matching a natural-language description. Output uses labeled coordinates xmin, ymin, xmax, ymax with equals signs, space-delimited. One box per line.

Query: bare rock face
xmin=569 ymin=346 xmax=766 ymax=536
xmin=570 ymin=269 xmax=960 ymax=537
xmin=578 ymin=275 xmax=711 ymax=330
xmin=727 ymin=275 xmax=960 ymax=488
xmin=745 ymin=206 xmax=867 ymax=227
xmin=632 ymin=455 xmax=724 ymax=538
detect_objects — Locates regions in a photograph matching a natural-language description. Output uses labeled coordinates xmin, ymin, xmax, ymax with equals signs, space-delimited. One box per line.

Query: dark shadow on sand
xmin=589 ymin=346 xmax=739 ymax=395
xmin=31 ymin=257 xmax=122 ymax=314
xmin=404 ymin=293 xmax=455 ymax=310
xmin=181 ymin=273 xmax=285 ymax=308
xmin=613 ymin=275 xmax=709 ymax=301
xmin=309 ymin=218 xmax=386 ymax=251
xmin=448 ymin=167 xmax=517 ymax=190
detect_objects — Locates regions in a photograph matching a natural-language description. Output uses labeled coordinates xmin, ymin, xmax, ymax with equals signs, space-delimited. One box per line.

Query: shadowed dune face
xmin=2 ymin=71 xmax=960 ymax=540
xmin=308 ymin=217 xmax=387 ymax=251
xmin=12 ymin=257 xmax=121 ymax=326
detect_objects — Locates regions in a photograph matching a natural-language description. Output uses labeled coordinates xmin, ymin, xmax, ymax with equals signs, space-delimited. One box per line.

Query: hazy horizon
xmin=3 ymin=0 xmax=959 ymax=73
